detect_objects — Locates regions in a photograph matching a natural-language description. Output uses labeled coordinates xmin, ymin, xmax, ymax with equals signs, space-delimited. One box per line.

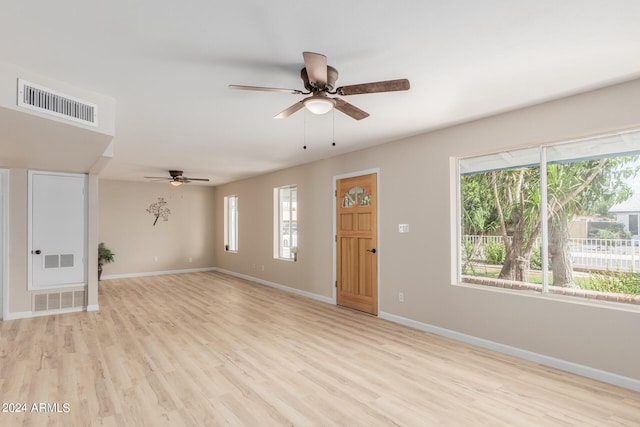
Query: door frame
xmin=27 ymin=170 xmax=88 ymax=290
xmin=0 ymin=169 xmax=8 ymax=319
xmin=332 ymin=168 xmax=380 ymax=313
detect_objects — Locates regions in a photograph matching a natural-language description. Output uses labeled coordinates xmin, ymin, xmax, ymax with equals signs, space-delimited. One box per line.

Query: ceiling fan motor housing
xmin=301 ymin=66 xmax=338 ymax=92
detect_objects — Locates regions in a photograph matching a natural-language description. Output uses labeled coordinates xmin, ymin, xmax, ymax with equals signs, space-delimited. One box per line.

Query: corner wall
xmin=214 ymin=78 xmax=640 ymax=383
xmin=98 ymin=180 xmax=216 ymax=277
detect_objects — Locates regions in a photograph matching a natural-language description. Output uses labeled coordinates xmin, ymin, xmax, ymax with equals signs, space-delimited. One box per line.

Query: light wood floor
xmin=1 ymin=272 xmax=639 ymax=426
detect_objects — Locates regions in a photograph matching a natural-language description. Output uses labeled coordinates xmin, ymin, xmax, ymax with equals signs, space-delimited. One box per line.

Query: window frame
xmin=455 ymin=129 xmax=640 ymax=308
xmin=274 ymin=185 xmax=297 ymax=261
xmin=224 ymin=195 xmax=238 ymax=252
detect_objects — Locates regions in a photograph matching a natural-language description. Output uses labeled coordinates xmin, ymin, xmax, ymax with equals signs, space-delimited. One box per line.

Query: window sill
xmin=460 ymin=275 xmax=640 ymax=306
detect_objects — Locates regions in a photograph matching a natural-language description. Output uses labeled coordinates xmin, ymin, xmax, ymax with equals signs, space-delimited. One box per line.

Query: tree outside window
xmin=459 ymin=131 xmax=640 ymax=304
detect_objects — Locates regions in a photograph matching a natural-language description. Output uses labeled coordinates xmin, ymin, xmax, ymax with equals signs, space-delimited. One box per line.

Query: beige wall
xmin=98 ymin=180 xmax=216 ymax=277
xmin=214 ymin=78 xmax=640 ymax=381
xmin=215 ymin=161 xmax=335 ymax=297
xmin=8 ymin=169 xmax=28 ymax=313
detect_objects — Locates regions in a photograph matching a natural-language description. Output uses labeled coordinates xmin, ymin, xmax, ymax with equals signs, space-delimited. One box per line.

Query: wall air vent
xmin=33 ymin=289 xmax=87 ymax=312
xmin=17 ymin=79 xmax=98 ymax=127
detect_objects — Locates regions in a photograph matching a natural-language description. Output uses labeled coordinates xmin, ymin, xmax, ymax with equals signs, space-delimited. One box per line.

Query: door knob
xmin=367 ymin=248 xmax=377 ymax=254
xmin=32 ymin=249 xmax=42 ymax=255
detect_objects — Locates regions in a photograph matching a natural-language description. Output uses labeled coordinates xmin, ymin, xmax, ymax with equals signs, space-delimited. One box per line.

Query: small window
xmin=274 ymin=186 xmax=297 ymax=260
xmin=224 ymin=195 xmax=238 ymax=252
xmin=342 ymin=186 xmax=371 ymax=208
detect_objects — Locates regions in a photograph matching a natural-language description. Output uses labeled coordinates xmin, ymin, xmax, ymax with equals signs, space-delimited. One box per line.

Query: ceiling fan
xmin=229 ymin=51 xmax=410 ymax=120
xmin=144 ymin=170 xmax=210 ymax=186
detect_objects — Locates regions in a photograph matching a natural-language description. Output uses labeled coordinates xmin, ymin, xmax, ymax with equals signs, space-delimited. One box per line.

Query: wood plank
xmin=0 ymin=271 xmax=638 ymax=426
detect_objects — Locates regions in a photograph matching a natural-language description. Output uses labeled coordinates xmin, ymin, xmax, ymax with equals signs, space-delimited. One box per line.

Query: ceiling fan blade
xmin=228 ymin=84 xmax=304 ymax=95
xmin=334 ymin=98 xmax=370 ymax=120
xmin=303 ymin=52 xmax=327 ymax=89
xmin=183 ymin=178 xmax=210 ymax=182
xmin=336 ymin=78 xmax=410 ymax=96
xmin=274 ymin=101 xmax=305 ymax=119
xmin=144 ymin=176 xmax=171 ymax=180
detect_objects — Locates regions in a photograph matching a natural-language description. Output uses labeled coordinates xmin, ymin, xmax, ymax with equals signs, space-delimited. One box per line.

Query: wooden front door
xmin=336 ymin=173 xmax=378 ymax=315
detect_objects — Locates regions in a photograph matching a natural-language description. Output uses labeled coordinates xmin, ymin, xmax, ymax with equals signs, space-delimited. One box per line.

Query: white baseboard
xmin=214 ymin=268 xmax=334 ymax=305
xmin=3 ymin=306 xmax=85 ymax=320
xmin=3 ymin=311 xmax=33 ymax=320
xmin=379 ymin=311 xmax=640 ymax=393
xmin=101 ymin=267 xmax=216 ymax=281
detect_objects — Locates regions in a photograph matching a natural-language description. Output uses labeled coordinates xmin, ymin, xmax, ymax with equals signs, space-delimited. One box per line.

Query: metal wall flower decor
xmin=147 ymin=197 xmax=171 ymax=226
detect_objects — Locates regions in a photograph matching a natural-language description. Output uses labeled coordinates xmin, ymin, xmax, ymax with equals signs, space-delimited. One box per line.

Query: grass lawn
xmin=464 ymin=263 xmax=640 ymax=294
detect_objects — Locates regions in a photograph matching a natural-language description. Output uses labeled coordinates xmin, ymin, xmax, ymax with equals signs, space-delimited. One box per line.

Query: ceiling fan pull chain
xmin=303 ymin=110 xmax=307 ymax=150
xmin=332 ymin=109 xmax=336 ymax=147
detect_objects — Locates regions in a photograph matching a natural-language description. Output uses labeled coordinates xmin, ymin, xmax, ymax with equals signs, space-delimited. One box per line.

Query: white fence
xmin=463 ymin=235 xmax=640 ymax=272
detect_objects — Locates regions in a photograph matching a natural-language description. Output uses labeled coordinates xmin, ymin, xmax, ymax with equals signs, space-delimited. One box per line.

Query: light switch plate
xmin=399 ymin=224 xmax=409 ymax=233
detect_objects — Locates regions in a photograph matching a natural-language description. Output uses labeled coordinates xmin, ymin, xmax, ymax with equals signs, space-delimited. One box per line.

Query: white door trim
xmin=28 ymin=170 xmax=88 ymax=290
xmin=0 ymin=169 xmax=8 ymax=319
xmin=332 ymin=168 xmax=381 ymax=314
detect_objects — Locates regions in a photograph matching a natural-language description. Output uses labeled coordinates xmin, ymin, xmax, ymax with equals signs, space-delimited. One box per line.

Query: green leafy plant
xmin=485 ymin=240 xmax=505 ymax=265
xmin=461 ymin=240 xmax=477 ymax=274
xmin=98 ymin=242 xmax=115 ymax=265
xmin=529 ymin=245 xmax=546 ymax=271
xmin=98 ymin=242 xmax=115 ymax=280
xmin=584 ymin=270 xmax=640 ymax=295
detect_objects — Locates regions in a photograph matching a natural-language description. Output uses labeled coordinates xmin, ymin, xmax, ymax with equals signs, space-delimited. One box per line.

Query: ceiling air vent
xmin=17 ymin=78 xmax=98 ymax=127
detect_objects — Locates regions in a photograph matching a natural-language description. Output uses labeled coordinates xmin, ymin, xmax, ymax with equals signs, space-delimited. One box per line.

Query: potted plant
xmin=290 ymin=246 xmax=298 ymax=262
xmin=98 ymin=242 xmax=115 ymax=281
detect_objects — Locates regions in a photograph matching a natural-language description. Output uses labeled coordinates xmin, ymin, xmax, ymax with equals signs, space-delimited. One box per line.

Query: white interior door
xmin=31 ymin=172 xmax=87 ymax=289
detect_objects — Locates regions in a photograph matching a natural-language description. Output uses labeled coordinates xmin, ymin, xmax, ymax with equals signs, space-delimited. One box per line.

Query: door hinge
xmin=335 ymin=280 xmax=338 ymax=288
xmin=335 ymin=235 xmax=337 ymax=242
xmin=334 ymin=189 xmax=337 ymax=197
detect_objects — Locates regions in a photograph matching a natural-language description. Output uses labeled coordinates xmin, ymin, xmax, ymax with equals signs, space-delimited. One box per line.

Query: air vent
xmin=17 ymin=79 xmax=98 ymax=127
xmin=33 ymin=289 xmax=87 ymax=312
xmin=61 ymin=291 xmax=74 ymax=309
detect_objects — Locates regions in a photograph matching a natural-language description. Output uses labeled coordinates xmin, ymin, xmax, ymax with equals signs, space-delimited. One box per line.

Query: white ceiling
xmin=2 ymin=1 xmax=640 ymax=185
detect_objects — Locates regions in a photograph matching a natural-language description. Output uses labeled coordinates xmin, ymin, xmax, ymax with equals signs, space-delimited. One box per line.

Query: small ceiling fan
xmin=229 ymin=51 xmax=410 ymax=120
xmin=144 ymin=170 xmax=210 ymax=186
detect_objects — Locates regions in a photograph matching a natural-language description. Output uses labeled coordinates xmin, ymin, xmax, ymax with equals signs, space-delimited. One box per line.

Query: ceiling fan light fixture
xmin=170 ymin=180 xmax=182 ymax=187
xmin=304 ymin=97 xmax=335 ymax=115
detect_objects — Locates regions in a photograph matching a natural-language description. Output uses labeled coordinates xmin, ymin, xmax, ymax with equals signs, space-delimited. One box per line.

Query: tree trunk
xmin=499 ymin=247 xmax=531 ymax=282
xmin=499 ymin=232 xmax=533 ymax=282
xmin=499 ymin=251 xmax=516 ymax=280
xmin=548 ymin=214 xmax=577 ymax=287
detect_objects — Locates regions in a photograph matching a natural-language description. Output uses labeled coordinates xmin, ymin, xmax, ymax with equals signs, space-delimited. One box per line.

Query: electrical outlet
xmin=188 ymin=257 xmax=193 ymax=263
xmin=261 ymin=265 xmax=265 ymax=271
xmin=399 ymin=292 xmax=404 ymax=302
xmin=154 ymin=255 xmax=158 ymax=262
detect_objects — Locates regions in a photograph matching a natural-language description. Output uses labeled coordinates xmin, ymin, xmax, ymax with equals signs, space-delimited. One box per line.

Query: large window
xmin=224 ymin=195 xmax=238 ymax=252
xmin=274 ymin=186 xmax=297 ymax=260
xmin=459 ymin=130 xmax=640 ymax=305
